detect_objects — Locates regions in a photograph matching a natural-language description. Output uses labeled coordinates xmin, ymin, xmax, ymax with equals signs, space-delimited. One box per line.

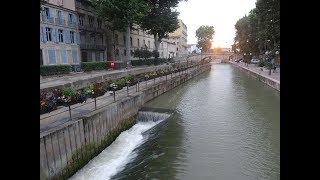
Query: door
xmin=40 ymin=49 xmax=43 ymax=65
xmin=92 ymin=52 xmax=96 ymax=61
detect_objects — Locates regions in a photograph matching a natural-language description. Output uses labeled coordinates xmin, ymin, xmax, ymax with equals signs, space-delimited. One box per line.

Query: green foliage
xmin=133 ymin=49 xmax=153 ymax=60
xmin=196 ymin=25 xmax=215 ymax=53
xmin=40 ymin=65 xmax=71 ymax=76
xmin=93 ymin=0 xmax=149 ymax=32
xmin=258 ymin=60 xmax=265 ymax=67
xmin=62 ymin=87 xmax=76 ymax=97
xmin=233 ymin=0 xmax=280 ymax=54
xmin=152 ymin=50 xmax=160 ymax=58
xmin=131 ymin=58 xmax=168 ymax=66
xmin=80 ymin=61 xmax=110 ymax=72
xmin=139 ymin=0 xmax=183 ymax=51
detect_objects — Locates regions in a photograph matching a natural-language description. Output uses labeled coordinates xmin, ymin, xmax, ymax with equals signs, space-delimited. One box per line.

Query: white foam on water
xmin=69 ymin=120 xmax=162 ymax=180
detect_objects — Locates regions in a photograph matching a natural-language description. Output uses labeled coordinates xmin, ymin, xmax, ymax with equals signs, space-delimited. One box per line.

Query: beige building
xmin=168 ymin=19 xmax=188 ymax=57
xmin=40 ymin=0 xmax=81 ymax=70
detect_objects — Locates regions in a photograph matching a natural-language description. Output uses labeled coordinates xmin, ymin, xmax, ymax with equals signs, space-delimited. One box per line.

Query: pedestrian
xmin=273 ymin=65 xmax=277 ymax=73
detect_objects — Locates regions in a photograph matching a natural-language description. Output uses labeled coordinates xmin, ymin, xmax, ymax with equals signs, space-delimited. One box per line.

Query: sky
xmin=176 ymin=0 xmax=257 ymax=48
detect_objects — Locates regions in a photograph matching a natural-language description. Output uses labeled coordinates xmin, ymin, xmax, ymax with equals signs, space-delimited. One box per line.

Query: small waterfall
xmin=69 ymin=108 xmax=173 ymax=180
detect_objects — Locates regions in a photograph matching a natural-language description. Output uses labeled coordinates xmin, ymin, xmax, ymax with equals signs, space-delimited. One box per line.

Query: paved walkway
xmin=229 ymin=61 xmax=280 ymax=83
xmin=40 ymin=65 xmax=171 ymax=90
xmin=40 ymin=68 xmax=195 ymax=134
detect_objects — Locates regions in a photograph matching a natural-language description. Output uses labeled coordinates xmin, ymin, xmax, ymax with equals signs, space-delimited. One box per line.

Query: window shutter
xmin=52 ymin=28 xmax=57 ymax=43
xmin=65 ymin=30 xmax=70 ymax=44
xmin=40 ymin=27 xmax=43 ymax=42
xmin=72 ymin=50 xmax=78 ymax=63
xmin=48 ymin=49 xmax=56 ymax=64
xmin=60 ymin=50 xmax=67 ymax=64
xmin=76 ymin=32 xmax=80 ymax=44
xmin=42 ymin=27 xmax=47 ymax=42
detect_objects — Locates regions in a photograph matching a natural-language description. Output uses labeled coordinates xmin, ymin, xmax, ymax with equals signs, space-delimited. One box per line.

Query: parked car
xmin=250 ymin=58 xmax=260 ymax=64
xmin=235 ymin=58 xmax=242 ymax=63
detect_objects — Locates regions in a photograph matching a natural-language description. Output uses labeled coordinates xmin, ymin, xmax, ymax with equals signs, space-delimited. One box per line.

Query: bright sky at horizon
xmin=176 ymin=0 xmax=257 ymax=48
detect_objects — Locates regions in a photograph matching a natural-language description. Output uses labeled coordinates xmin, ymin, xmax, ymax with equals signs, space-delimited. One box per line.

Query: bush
xmin=40 ymin=65 xmax=71 ymax=76
xmin=80 ymin=61 xmax=110 ymax=72
xmin=258 ymin=60 xmax=265 ymax=67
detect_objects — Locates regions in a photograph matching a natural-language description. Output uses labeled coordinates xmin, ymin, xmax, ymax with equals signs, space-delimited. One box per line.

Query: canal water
xmin=69 ymin=63 xmax=280 ymax=180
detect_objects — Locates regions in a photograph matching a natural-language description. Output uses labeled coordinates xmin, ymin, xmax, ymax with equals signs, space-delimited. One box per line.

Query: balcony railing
xmin=41 ymin=16 xmax=54 ymax=24
xmin=68 ymin=21 xmax=77 ymax=27
xmin=55 ymin=18 xmax=66 ymax=26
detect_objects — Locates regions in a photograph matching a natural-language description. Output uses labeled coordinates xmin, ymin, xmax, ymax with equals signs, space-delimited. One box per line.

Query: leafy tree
xmin=152 ymin=50 xmax=159 ymax=59
xmin=93 ymin=0 xmax=149 ymax=61
xmin=139 ymin=0 xmax=185 ymax=51
xmin=195 ymin=25 xmax=215 ymax=53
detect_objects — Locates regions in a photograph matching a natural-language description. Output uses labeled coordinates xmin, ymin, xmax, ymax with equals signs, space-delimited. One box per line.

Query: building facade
xmin=187 ymin=44 xmax=201 ymax=54
xmin=75 ymin=0 xmax=107 ymax=62
xmin=40 ymin=0 xmax=81 ymax=67
xmin=168 ymin=19 xmax=188 ymax=57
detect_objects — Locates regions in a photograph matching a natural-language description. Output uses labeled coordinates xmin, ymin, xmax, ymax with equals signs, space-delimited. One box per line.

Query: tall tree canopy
xmin=195 ymin=25 xmax=215 ymax=53
xmin=93 ymin=0 xmax=149 ymax=61
xmin=139 ymin=0 xmax=185 ymax=52
xmin=233 ymin=0 xmax=280 ymax=55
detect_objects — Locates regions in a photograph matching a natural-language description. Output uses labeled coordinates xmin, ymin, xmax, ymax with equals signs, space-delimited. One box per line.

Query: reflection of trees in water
xmin=111 ymin=112 xmax=185 ymax=180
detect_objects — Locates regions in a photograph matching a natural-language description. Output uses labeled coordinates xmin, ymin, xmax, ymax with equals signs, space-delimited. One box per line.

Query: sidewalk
xmin=40 ymin=64 xmax=170 ymax=90
xmin=229 ymin=61 xmax=280 ymax=83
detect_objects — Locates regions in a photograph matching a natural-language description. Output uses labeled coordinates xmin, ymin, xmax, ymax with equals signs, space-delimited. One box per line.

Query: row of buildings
xmin=40 ymin=0 xmax=189 ymax=68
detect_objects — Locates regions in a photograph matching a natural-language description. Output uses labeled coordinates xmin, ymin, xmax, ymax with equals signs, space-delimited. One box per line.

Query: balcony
xmin=68 ymin=21 xmax=77 ymax=27
xmin=55 ymin=18 xmax=66 ymax=26
xmin=79 ymin=44 xmax=106 ymax=50
xmin=41 ymin=16 xmax=54 ymax=24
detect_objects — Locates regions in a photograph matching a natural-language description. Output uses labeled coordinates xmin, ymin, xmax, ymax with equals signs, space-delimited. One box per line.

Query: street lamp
xmin=126 ymin=80 xmax=129 ymax=96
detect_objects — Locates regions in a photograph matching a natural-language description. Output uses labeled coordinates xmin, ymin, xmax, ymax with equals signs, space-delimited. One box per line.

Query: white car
xmin=250 ymin=59 xmax=260 ymax=64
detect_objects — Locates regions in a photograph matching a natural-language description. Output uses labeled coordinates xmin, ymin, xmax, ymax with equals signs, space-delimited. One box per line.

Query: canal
xmin=69 ymin=63 xmax=280 ymax=180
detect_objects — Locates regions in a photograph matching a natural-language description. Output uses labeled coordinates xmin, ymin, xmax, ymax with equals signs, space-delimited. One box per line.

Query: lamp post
xmin=126 ymin=80 xmax=129 ymax=96
xmin=112 ymin=84 xmax=117 ymax=102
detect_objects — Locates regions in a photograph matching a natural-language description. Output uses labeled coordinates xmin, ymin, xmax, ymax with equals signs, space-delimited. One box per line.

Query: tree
xmin=195 ymin=25 xmax=215 ymax=53
xmin=93 ymin=0 xmax=149 ymax=62
xmin=139 ymin=0 xmax=184 ymax=52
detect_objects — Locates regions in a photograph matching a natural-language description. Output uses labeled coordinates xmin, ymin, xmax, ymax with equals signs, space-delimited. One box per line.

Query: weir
xmin=69 ymin=110 xmax=173 ymax=180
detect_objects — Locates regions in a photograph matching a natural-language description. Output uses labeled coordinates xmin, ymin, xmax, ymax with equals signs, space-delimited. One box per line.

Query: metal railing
xmin=40 ymin=64 xmax=204 ymax=132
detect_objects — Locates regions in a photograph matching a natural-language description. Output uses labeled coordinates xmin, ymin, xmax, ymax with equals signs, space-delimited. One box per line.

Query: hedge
xmin=40 ymin=65 xmax=71 ymax=76
xmin=80 ymin=61 xmax=110 ymax=72
xmin=131 ymin=58 xmax=169 ymax=66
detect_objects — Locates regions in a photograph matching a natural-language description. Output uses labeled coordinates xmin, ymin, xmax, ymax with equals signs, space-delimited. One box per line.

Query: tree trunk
xmin=126 ymin=25 xmax=131 ymax=62
xmin=112 ymin=30 xmax=116 ymax=61
xmin=154 ymin=34 xmax=160 ymax=52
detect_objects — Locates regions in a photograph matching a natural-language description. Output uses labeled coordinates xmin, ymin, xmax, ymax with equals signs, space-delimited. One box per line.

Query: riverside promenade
xmin=228 ymin=60 xmax=280 ymax=90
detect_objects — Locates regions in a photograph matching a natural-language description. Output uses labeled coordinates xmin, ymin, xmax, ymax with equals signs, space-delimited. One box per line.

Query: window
xmin=177 ymin=48 xmax=178 ymax=51
xmin=72 ymin=50 xmax=78 ymax=63
xmin=60 ymin=50 xmax=67 ymax=64
xmin=123 ymin=35 xmax=126 ymax=45
xmin=97 ymin=19 xmax=102 ymax=29
xmin=115 ymin=34 xmax=118 ymax=45
xmin=45 ymin=27 xmax=52 ymax=41
xmin=70 ymin=31 xmax=75 ymax=43
xmin=130 ymin=37 xmax=132 ymax=47
xmin=58 ymin=29 xmax=63 ymax=42
xmin=148 ymin=41 xmax=150 ymax=48
xmin=143 ymin=40 xmax=145 ymax=46
xmin=131 ymin=50 xmax=133 ymax=56
xmin=69 ymin=14 xmax=74 ymax=25
xmin=88 ymin=16 xmax=94 ymax=27
xmin=44 ymin=7 xmax=50 ymax=19
xmin=79 ymin=15 xmax=84 ymax=26
xmin=56 ymin=10 xmax=62 ymax=24
xmin=137 ymin=38 xmax=140 ymax=47
xmin=48 ymin=49 xmax=56 ymax=64
xmin=124 ymin=49 xmax=126 ymax=56
xmin=116 ymin=49 xmax=119 ymax=56
xmin=161 ymin=43 xmax=163 ymax=49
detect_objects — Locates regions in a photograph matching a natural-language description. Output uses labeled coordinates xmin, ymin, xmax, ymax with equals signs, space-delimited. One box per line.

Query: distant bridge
xmin=173 ymin=52 xmax=234 ymax=63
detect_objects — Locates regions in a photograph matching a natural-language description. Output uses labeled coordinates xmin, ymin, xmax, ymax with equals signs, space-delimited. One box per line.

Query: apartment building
xmin=40 ymin=0 xmax=81 ymax=69
xmin=75 ymin=0 xmax=107 ymax=62
xmin=168 ymin=19 xmax=188 ymax=57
